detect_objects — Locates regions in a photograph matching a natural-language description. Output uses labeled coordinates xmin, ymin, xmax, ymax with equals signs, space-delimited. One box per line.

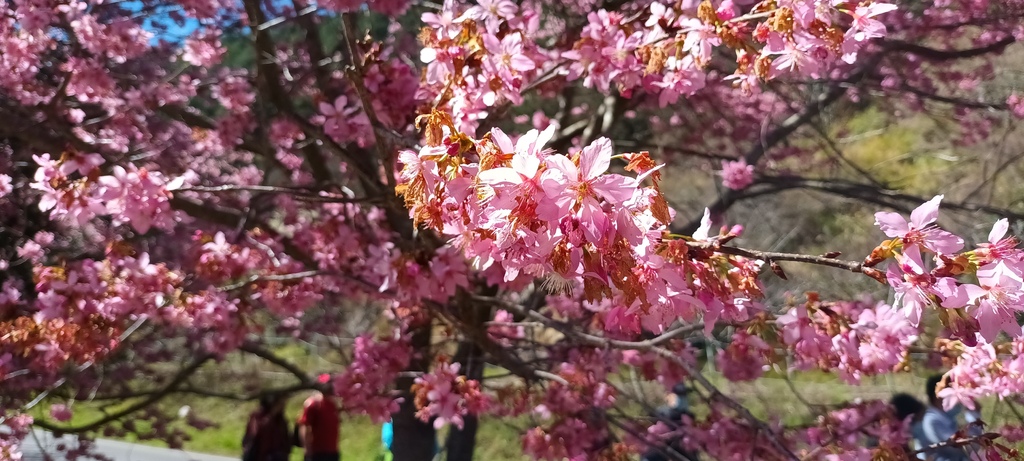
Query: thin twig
xmin=218 ymin=270 xmax=321 ymax=291
xmin=685 ymin=241 xmax=870 ymax=274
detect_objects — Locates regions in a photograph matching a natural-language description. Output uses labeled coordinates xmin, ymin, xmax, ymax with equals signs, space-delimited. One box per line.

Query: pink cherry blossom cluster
xmin=0 ymin=173 xmax=12 ymax=198
xmin=5 ymin=0 xmax=1024 ymax=459
xmin=801 ymin=400 xmax=911 ymax=458
xmin=331 ymin=332 xmax=412 ymax=423
xmin=936 ymin=340 xmax=1024 ymax=411
xmin=191 ymin=231 xmax=322 ymax=318
xmin=380 ymin=245 xmax=472 ymax=304
xmin=49 ymin=403 xmax=73 ymax=422
xmin=1009 ymin=93 xmax=1024 ymax=119
xmin=412 ymin=359 xmax=490 ymax=429
xmin=33 ymin=251 xmax=182 ymax=325
xmin=16 ymin=234 xmax=322 ymax=372
xmin=417 ymin=0 xmax=543 ymax=132
xmin=362 ymin=58 xmax=420 ymax=130
xmin=522 ymin=416 xmax=612 ymax=461
xmin=318 ymin=0 xmax=410 ymax=16
xmin=0 ymin=413 xmax=33 ymax=460
xmin=668 ymin=400 xmax=915 ymax=460
xmin=317 ymin=96 xmax=373 ymax=147
xmin=487 ymin=309 xmax=525 ymax=346
xmin=417 ymin=0 xmax=897 ymax=132
xmin=290 ymin=201 xmax=469 ymax=306
xmin=398 ymin=122 xmax=772 ymax=337
xmin=719 ymin=159 xmax=755 ymax=190
xmin=870 ymin=196 xmax=1024 ymax=345
xmin=716 ymin=330 xmax=772 ymax=382
xmin=776 ymin=298 xmax=918 ymax=384
xmin=679 ymin=410 xmax=788 ymax=460
xmin=563 ymin=7 xmax=707 ymax=101
xmin=563 ymin=0 xmax=896 ymax=97
xmin=622 ymin=342 xmax=699 ymax=392
xmin=1000 ymin=425 xmax=1024 ymax=443
xmin=31 ymin=153 xmax=186 ymax=233
xmin=520 ymin=348 xmax=618 ymax=459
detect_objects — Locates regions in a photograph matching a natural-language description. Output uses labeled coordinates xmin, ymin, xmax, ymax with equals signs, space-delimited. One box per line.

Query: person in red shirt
xmin=297 ymin=385 xmax=340 ymax=461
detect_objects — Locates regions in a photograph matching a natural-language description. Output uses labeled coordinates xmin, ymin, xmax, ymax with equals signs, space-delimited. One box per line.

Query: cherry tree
xmin=1 ymin=0 xmax=1024 ymax=460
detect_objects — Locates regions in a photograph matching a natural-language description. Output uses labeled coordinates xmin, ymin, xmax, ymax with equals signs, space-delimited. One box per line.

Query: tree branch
xmin=674 ymin=62 xmax=876 ymax=234
xmin=687 ymin=241 xmax=870 ymax=275
xmin=32 ymin=354 xmax=213 ymax=434
xmin=756 ymin=175 xmax=1024 ymax=222
xmin=242 ymin=0 xmax=332 ymax=185
xmin=882 ymin=37 xmax=1017 ymax=61
xmin=238 ymin=343 xmax=316 ymax=387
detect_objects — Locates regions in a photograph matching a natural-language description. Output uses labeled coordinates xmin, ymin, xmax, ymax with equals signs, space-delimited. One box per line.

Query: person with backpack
xmin=242 ymin=394 xmax=292 ymax=461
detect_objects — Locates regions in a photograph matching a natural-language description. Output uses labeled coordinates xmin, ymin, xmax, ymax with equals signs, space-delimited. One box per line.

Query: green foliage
xmin=837 ymin=108 xmax=960 ymax=193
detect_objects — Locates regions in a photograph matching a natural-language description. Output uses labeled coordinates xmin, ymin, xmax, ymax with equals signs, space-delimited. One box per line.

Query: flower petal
xmin=579 ymin=137 xmax=612 ymax=180
xmin=989 ymin=218 xmax=1009 ymax=244
xmin=910 ymin=194 xmax=943 ymax=228
xmin=511 ymin=152 xmax=540 ymax=179
xmin=693 ymin=208 xmax=713 ymax=240
xmin=490 ymin=127 xmax=514 ymax=153
xmin=591 ymin=174 xmax=636 ymax=204
xmin=924 ymin=229 xmax=964 ymax=255
xmin=479 ymin=166 xmax=524 ymax=185
xmin=544 ymin=155 xmax=578 ymax=182
xmin=874 ymin=211 xmax=909 ymax=238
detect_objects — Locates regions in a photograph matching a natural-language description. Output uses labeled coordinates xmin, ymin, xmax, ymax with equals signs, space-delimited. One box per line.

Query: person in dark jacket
xmin=641 ymin=383 xmax=699 ymax=461
xmin=889 ymin=393 xmax=927 ymax=459
xmin=918 ymin=374 xmax=982 ymax=461
xmin=243 ymin=394 xmax=292 ymax=461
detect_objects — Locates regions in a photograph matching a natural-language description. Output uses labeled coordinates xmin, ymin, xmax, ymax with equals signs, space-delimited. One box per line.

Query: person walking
xmin=918 ymin=374 xmax=981 ymax=461
xmin=376 ymin=420 xmax=394 ymax=461
xmin=889 ymin=393 xmax=927 ymax=459
xmin=641 ymin=382 xmax=699 ymax=461
xmin=297 ymin=385 xmax=341 ymax=461
xmin=242 ymin=394 xmax=292 ymax=461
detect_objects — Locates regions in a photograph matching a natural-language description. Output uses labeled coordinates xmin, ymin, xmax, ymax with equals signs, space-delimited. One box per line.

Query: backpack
xmin=291 ymin=423 xmax=303 ymax=448
xmin=242 ymin=432 xmax=260 ymax=461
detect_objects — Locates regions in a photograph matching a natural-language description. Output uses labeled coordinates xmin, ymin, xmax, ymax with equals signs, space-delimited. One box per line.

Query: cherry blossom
xmin=0 ymin=174 xmax=11 ymax=198
xmin=540 ymin=137 xmax=637 ymax=243
xmin=412 ymin=360 xmax=490 ymax=429
xmin=719 ymin=159 xmax=755 ymax=190
xmin=49 ymin=404 xmax=73 ymax=422
xmin=962 ymin=262 xmax=1024 ymax=342
xmin=874 ymin=195 xmax=965 ymax=255
xmin=716 ymin=331 xmax=770 ymax=381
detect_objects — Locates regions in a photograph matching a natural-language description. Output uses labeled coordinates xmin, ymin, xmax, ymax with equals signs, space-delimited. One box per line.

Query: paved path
xmin=21 ymin=431 xmax=237 ymax=461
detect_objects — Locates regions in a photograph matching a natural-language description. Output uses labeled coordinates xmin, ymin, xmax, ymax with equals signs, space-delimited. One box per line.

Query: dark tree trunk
xmin=445 ymin=341 xmax=484 ymax=461
xmin=392 ymin=325 xmax=437 ymax=461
